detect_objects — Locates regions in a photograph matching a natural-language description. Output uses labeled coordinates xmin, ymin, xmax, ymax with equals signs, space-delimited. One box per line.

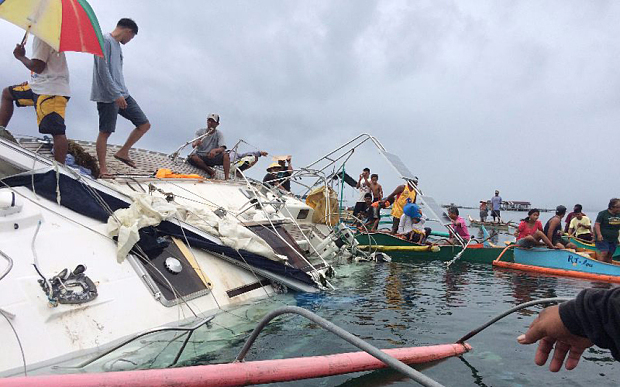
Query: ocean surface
xmin=84 ymin=210 xmax=617 ymax=386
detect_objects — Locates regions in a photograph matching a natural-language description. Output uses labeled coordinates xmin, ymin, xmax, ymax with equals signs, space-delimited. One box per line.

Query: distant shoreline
xmin=441 ymin=204 xmax=553 ymax=212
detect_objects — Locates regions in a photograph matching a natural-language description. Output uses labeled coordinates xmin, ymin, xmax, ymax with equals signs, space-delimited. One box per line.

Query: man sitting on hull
xmin=188 ymin=113 xmax=230 ymax=180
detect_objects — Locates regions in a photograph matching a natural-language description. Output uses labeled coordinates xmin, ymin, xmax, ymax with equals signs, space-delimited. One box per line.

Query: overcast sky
xmin=1 ymin=1 xmax=618 ymax=210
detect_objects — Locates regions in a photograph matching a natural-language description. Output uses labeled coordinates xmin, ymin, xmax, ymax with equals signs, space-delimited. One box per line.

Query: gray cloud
xmin=1 ymin=0 xmax=618 ymax=210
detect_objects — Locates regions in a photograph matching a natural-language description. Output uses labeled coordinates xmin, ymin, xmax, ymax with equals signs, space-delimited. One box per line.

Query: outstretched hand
xmin=517 ymin=305 xmax=592 ymax=372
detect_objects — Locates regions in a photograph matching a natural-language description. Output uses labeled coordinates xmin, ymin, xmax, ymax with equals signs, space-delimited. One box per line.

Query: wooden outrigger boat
xmin=355 ymin=232 xmax=512 ymax=264
xmin=568 ymin=236 xmax=620 ymax=260
xmin=493 ymin=247 xmax=620 ymax=283
xmin=467 ymin=215 xmax=516 ymax=230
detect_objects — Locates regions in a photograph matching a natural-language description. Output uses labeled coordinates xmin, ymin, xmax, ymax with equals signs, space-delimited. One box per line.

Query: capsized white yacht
xmin=0 ymin=130 xmax=365 ymax=376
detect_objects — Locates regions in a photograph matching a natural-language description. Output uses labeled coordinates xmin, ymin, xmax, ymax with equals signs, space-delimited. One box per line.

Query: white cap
xmin=207 ymin=113 xmax=220 ymax=123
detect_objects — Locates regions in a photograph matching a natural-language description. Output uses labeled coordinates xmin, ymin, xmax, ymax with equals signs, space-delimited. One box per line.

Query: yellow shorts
xmin=8 ymin=83 xmax=69 ymax=135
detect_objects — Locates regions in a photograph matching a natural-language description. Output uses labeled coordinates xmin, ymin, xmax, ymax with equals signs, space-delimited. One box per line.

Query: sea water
xmin=83 ymin=209 xmax=618 ymax=386
xmin=92 ymin=260 xmax=617 ymax=386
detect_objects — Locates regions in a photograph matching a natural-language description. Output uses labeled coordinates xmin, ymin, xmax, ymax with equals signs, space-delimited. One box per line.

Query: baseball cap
xmin=207 ymin=113 xmax=220 ymax=123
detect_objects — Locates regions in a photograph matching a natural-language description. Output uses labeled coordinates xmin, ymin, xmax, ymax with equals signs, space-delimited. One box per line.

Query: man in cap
xmin=263 ymin=155 xmax=293 ymax=191
xmin=92 ymin=18 xmax=151 ymax=177
xmin=2 ymin=36 xmax=70 ymax=164
xmin=490 ymin=190 xmax=502 ymax=223
xmin=189 ymin=113 xmax=230 ymax=179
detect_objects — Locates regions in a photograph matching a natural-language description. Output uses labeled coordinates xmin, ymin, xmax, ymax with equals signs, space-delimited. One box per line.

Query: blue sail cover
xmin=3 ymin=170 xmax=315 ymax=286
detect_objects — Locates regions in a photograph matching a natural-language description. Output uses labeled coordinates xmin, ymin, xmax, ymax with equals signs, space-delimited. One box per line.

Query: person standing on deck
xmin=369 ymin=174 xmax=383 ymax=202
xmin=385 ymin=180 xmax=418 ymax=234
xmin=91 ymin=18 xmax=151 ymax=178
xmin=490 ymin=190 xmax=502 ymax=223
xmin=353 ymin=168 xmax=371 ymax=218
xmin=1 ymin=37 xmax=70 ymax=163
xmin=594 ymin=198 xmax=620 ymax=263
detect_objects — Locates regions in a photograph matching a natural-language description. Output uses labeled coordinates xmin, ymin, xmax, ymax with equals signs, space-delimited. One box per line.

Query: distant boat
xmin=468 ymin=215 xmax=516 ymax=230
xmin=493 ymin=247 xmax=620 ymax=283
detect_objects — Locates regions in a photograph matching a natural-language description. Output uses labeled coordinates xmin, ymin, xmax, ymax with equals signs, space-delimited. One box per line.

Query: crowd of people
xmin=514 ymin=199 xmax=620 ymax=263
xmin=3 ymin=13 xmax=620 ymax=376
xmin=351 ymin=167 xmax=464 ymax=244
xmin=351 ymin=168 xmax=620 ymax=264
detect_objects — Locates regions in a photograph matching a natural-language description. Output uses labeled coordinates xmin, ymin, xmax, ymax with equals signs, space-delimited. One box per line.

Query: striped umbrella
xmin=0 ymin=0 xmax=104 ymax=57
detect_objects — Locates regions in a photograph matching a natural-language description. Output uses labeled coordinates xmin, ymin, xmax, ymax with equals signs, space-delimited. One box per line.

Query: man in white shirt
xmin=1 ymin=37 xmax=70 ymax=163
xmin=353 ymin=168 xmax=371 ymax=218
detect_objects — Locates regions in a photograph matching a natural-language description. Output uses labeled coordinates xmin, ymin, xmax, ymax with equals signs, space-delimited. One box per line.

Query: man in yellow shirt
xmin=385 ymin=181 xmax=417 ymax=234
xmin=568 ymin=212 xmax=593 ymax=241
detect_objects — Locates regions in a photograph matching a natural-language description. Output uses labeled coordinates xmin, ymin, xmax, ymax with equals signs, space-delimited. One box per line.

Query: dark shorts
xmin=516 ymin=238 xmax=537 ymax=248
xmin=553 ymin=236 xmax=570 ymax=247
xmin=9 ymin=83 xmax=69 ymax=135
xmin=576 ymin=233 xmax=593 ymax=242
xmin=595 ymin=240 xmax=618 ymax=253
xmin=491 ymin=210 xmax=501 ymax=218
xmin=97 ymin=95 xmax=148 ymax=133
xmin=189 ymin=152 xmax=225 ymax=167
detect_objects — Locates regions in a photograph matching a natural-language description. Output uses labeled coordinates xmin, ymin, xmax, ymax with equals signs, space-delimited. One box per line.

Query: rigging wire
xmin=0 ymin=309 xmax=26 ymax=376
xmin=457 ymin=297 xmax=572 ymax=343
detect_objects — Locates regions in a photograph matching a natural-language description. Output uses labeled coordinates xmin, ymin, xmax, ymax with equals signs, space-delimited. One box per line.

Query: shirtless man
xmin=369 ymin=173 xmax=383 ymax=202
xmin=544 ymin=205 xmax=577 ymax=249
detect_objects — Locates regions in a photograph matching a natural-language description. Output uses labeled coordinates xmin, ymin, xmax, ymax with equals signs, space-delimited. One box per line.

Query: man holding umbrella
xmin=1 ymin=0 xmax=107 ymax=164
xmin=0 ymin=37 xmax=70 ymax=164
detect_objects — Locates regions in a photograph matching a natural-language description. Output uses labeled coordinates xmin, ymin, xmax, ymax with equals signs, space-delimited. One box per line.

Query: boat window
xmin=247 ymin=225 xmax=310 ymax=271
xmin=0 ymin=160 xmax=27 ymax=179
xmin=129 ymin=237 xmax=211 ymax=307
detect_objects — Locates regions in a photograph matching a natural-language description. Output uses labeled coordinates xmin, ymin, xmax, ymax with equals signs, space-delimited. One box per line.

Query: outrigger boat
xmin=568 ymin=236 xmax=620 ymax=260
xmin=493 ymin=247 xmax=620 ymax=283
xmin=355 ymin=232 xmax=512 ymax=264
xmin=467 ymin=215 xmax=516 ymax=230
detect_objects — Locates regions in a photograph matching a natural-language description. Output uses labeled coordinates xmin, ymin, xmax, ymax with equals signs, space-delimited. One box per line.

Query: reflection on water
xmin=83 ymin=258 xmax=618 ymax=386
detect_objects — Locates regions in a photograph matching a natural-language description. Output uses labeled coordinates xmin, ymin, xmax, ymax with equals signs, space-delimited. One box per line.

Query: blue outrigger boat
xmin=493 ymin=247 xmax=620 ymax=283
